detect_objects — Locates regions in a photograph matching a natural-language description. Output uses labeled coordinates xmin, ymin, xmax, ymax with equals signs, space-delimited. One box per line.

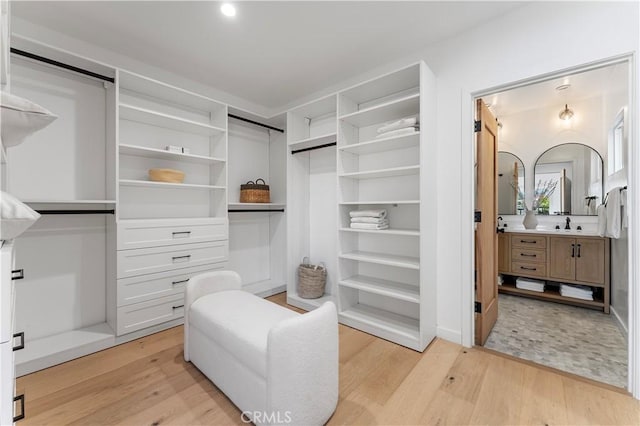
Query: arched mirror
xmin=534 ymin=143 xmax=603 ymax=215
xmin=497 ymin=151 xmax=525 ymax=215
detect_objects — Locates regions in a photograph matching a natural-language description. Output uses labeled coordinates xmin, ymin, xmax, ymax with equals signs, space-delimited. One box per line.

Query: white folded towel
xmin=350 ymin=217 xmax=388 ymax=224
xmin=375 ymin=126 xmax=418 ymax=139
xmin=349 ymin=209 xmax=387 ymax=218
xmin=377 ymin=117 xmax=417 ymax=134
xmin=605 ymin=187 xmax=623 ymax=238
xmin=350 ymin=222 xmax=389 ymax=230
xmin=621 ymin=188 xmax=628 ymax=229
xmin=597 ymin=204 xmax=607 ymax=237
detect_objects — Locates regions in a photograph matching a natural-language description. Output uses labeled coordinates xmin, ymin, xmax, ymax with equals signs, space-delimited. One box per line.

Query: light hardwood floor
xmin=16 ymin=293 xmax=640 ymax=425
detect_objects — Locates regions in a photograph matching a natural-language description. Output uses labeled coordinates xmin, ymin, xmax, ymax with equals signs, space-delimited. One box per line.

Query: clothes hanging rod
xmin=10 ymin=48 xmax=115 ymax=83
xmin=291 ymin=142 xmax=337 ymax=155
xmin=228 ymin=114 xmax=284 ymax=133
xmin=228 ymin=209 xmax=285 ymax=213
xmin=36 ymin=209 xmax=115 ymax=215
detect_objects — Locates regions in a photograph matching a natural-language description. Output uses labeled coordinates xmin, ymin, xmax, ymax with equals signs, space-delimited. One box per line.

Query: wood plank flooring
xmin=16 ymin=293 xmax=640 ymax=425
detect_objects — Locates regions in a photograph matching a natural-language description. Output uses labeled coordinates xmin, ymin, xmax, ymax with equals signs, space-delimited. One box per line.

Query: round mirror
xmin=497 ymin=151 xmax=525 ymax=215
xmin=534 ymin=143 xmax=603 ymax=215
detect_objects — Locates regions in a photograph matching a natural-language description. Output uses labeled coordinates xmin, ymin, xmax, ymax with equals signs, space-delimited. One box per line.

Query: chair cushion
xmin=189 ymin=290 xmax=298 ymax=378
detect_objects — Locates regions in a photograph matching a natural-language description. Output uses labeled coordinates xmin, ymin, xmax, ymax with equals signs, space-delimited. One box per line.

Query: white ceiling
xmin=11 ymin=1 xmax=526 ymax=112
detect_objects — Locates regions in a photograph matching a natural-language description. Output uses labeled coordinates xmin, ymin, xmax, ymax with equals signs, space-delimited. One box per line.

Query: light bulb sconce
xmin=559 ymin=104 xmax=574 ymax=121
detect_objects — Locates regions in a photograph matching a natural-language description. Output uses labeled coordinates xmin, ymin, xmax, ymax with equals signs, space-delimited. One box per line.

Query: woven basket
xmin=297 ymin=257 xmax=326 ymax=299
xmin=240 ymin=178 xmax=270 ymax=203
xmin=148 ymin=168 xmax=185 ymax=183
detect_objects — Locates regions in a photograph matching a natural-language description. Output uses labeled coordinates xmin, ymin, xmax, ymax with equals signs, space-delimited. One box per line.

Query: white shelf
xmin=287 ymin=293 xmax=335 ymax=312
xmin=339 ymin=303 xmax=419 ymax=341
xmin=340 ymin=200 xmax=420 ymax=205
xmin=339 ymin=93 xmax=420 ymax=128
xmin=339 ymin=227 xmax=419 ymax=236
xmin=339 ymin=132 xmax=420 ymax=155
xmin=228 ymin=203 xmax=285 ymax=211
xmin=288 ymin=133 xmax=336 ymax=152
xmin=340 ymin=64 xmax=420 ymax=105
xmin=119 ymin=144 xmax=225 ymax=164
xmin=289 ymin=94 xmax=336 ymax=119
xmin=15 ymin=323 xmax=115 ymax=376
xmin=340 ymin=165 xmax=420 ymax=180
xmin=22 ymin=200 xmax=116 ymax=204
xmin=339 ymin=275 xmax=420 ymax=303
xmin=339 ymin=250 xmax=420 ymax=270
xmin=119 ymin=179 xmax=225 ymax=191
xmin=119 ymin=103 xmax=226 ymax=137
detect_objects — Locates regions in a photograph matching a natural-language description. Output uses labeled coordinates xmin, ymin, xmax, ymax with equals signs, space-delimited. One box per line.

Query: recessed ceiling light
xmin=555 ymin=84 xmax=571 ymax=91
xmin=221 ymin=3 xmax=236 ymax=17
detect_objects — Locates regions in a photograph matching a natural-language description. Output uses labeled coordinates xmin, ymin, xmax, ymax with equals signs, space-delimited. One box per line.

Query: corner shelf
xmin=119 ymin=144 xmax=225 ymax=164
xmin=288 ymin=133 xmax=336 ymax=152
xmin=339 ymin=275 xmax=420 ymax=303
xmin=339 ymin=165 xmax=420 ymax=180
xmin=119 ymin=179 xmax=225 ymax=191
xmin=338 ymin=93 xmax=420 ymax=128
xmin=119 ymin=103 xmax=226 ymax=137
xmin=339 ymin=250 xmax=420 ymax=270
xmin=339 ymin=132 xmax=420 ymax=155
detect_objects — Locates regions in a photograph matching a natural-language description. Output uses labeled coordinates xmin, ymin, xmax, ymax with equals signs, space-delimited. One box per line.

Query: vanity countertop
xmin=500 ymin=227 xmax=601 ymax=237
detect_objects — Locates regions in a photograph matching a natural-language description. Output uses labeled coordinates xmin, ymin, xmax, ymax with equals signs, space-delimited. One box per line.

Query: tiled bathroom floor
xmin=485 ymin=294 xmax=627 ymax=388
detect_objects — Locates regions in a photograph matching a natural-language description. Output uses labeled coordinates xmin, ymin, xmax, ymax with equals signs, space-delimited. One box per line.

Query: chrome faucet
xmin=565 ymin=217 xmax=571 ymax=230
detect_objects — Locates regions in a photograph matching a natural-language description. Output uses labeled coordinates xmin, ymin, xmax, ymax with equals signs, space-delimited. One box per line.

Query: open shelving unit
xmin=336 ymin=62 xmax=437 ymax=352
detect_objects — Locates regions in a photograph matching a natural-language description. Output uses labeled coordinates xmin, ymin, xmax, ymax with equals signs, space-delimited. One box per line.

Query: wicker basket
xmin=148 ymin=168 xmax=185 ymax=183
xmin=297 ymin=257 xmax=327 ymax=299
xmin=240 ymin=178 xmax=270 ymax=203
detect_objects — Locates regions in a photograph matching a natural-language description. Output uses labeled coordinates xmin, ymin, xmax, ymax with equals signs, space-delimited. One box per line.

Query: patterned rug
xmin=485 ymin=294 xmax=627 ymax=388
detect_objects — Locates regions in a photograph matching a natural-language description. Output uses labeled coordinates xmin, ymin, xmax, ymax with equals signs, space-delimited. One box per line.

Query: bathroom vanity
xmin=498 ymin=230 xmax=610 ymax=313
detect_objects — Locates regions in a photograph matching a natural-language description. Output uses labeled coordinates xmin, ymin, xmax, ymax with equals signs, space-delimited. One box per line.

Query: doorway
xmin=473 ymin=58 xmax=631 ymax=389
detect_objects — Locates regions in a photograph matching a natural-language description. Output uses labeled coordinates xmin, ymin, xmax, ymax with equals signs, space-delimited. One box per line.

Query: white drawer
xmin=116 ymin=293 xmax=184 ymax=336
xmin=0 ymin=241 xmax=15 ymax=344
xmin=0 ymin=341 xmax=15 ymax=426
xmin=117 ymin=218 xmax=228 ymax=250
xmin=117 ymin=263 xmax=225 ymax=307
xmin=117 ymin=241 xmax=228 ymax=279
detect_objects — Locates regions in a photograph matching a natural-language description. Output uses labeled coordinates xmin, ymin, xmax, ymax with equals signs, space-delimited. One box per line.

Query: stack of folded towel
xmin=349 ymin=209 xmax=389 ymax=230
xmin=560 ymin=284 xmax=593 ymax=301
xmin=376 ymin=117 xmax=419 ymax=139
xmin=516 ymin=277 xmax=545 ymax=293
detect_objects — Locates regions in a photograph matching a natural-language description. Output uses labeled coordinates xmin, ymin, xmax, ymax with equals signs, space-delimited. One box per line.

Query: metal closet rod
xmin=10 ymin=48 xmax=115 ymax=83
xmin=228 ymin=114 xmax=284 ymax=133
xmin=36 ymin=210 xmax=115 ymax=215
xmin=291 ymin=142 xmax=337 ymax=155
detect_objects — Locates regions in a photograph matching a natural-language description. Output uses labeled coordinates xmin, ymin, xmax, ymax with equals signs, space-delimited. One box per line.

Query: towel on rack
xmin=597 ymin=204 xmax=607 ymax=237
xmin=605 ymin=187 xmax=623 ymax=238
xmin=376 ymin=117 xmax=417 ymax=134
xmin=349 ymin=209 xmax=387 ymax=218
xmin=350 ymin=222 xmax=389 ymax=230
xmin=621 ymin=188 xmax=628 ymax=229
xmin=350 ymin=217 xmax=388 ymax=224
xmin=375 ymin=126 xmax=418 ymax=139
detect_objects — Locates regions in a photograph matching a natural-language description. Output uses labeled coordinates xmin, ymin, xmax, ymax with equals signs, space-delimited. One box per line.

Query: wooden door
xmin=474 ymin=99 xmax=499 ymax=346
xmin=548 ymin=237 xmax=575 ymax=281
xmin=575 ymin=238 xmax=605 ymax=284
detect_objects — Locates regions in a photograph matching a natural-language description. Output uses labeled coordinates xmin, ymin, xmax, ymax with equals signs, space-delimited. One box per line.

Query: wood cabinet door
xmin=575 ymin=238 xmax=605 ymax=284
xmin=548 ymin=237 xmax=575 ymax=281
xmin=498 ymin=233 xmax=510 ymax=273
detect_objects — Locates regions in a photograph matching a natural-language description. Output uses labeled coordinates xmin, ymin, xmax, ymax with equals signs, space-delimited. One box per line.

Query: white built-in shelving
xmin=338 ymin=93 xmax=420 ymax=128
xmin=339 ymin=165 xmax=420 ymax=180
xmin=339 ymin=251 xmax=420 ymax=269
xmin=228 ymin=202 xmax=285 ymax=211
xmin=339 ymin=132 xmax=420 ymax=155
xmin=119 ymin=144 xmax=225 ymax=164
xmin=119 ymin=179 xmax=225 ymax=191
xmin=119 ymin=103 xmax=226 ymax=136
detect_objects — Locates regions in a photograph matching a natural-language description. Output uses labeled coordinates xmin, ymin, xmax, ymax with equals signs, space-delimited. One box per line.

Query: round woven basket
xmin=240 ymin=178 xmax=270 ymax=203
xmin=297 ymin=258 xmax=326 ymax=299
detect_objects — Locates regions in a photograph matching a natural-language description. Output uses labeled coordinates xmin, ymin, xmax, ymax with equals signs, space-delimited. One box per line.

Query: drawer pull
xmin=13 ymin=394 xmax=25 ymax=422
xmin=520 ymin=266 xmax=537 ymax=271
xmin=172 ymin=255 xmax=191 ymax=263
xmin=576 ymin=244 xmax=581 ymax=258
xmin=520 ymin=253 xmax=537 ymax=257
xmin=571 ymin=244 xmax=575 ymax=258
xmin=12 ymin=332 xmax=25 ymax=351
xmin=11 ymin=269 xmax=24 ymax=280
xmin=172 ymin=231 xmax=191 ymax=238
xmin=520 ymin=239 xmax=537 ymax=244
xmin=171 ymin=279 xmax=190 ymax=286
xmin=172 ymin=305 xmax=185 ymax=310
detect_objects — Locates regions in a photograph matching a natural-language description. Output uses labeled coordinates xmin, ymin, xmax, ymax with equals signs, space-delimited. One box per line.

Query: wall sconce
xmin=559 ymin=104 xmax=574 ymax=121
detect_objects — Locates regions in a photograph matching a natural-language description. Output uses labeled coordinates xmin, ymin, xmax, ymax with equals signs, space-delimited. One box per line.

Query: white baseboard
xmin=610 ymin=305 xmax=629 ymax=342
xmin=437 ymin=326 xmax=462 ymax=345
